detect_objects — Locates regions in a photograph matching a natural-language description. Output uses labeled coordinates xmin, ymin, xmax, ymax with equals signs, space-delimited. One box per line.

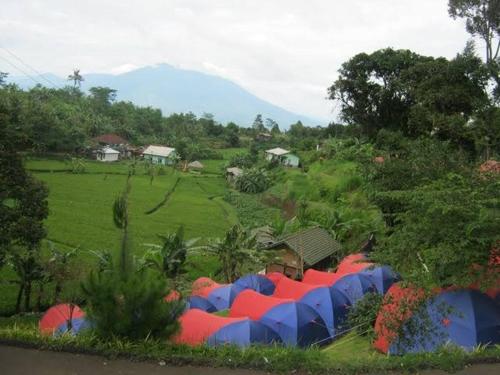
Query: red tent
xmin=274 ymin=276 xmax=326 ymax=300
xmin=191 ymin=277 xmax=224 ymax=298
xmin=373 ymin=284 xmax=426 ymax=353
xmin=302 ymin=269 xmax=342 ymax=286
xmin=164 ymin=290 xmax=181 ymax=302
xmin=39 ymin=304 xmax=85 ymax=336
xmin=173 ymin=309 xmax=246 ymax=346
xmin=266 ymin=272 xmax=285 ymax=286
xmin=230 ymin=290 xmax=293 ymax=320
xmin=337 ymin=253 xmax=373 ymax=274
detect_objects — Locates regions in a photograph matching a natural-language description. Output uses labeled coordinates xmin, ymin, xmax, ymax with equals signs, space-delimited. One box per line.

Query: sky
xmin=0 ymin=0 xmax=473 ymax=122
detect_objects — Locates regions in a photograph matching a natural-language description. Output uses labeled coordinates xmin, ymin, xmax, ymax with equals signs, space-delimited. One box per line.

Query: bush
xmin=235 ymin=168 xmax=271 ymax=194
xmin=347 ymin=292 xmax=384 ymax=339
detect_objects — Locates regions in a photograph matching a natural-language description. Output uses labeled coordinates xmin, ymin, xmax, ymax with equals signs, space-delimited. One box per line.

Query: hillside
xmin=8 ymin=64 xmax=322 ymax=128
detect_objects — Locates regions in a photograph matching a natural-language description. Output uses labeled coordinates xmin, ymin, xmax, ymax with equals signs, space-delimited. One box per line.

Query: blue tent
xmin=360 ymin=266 xmax=400 ymax=295
xmin=230 ymin=290 xmax=331 ymax=347
xmin=233 ymin=274 xmax=275 ymax=296
xmin=207 ymin=284 xmax=241 ymax=311
xmin=389 ymin=290 xmax=500 ymax=354
xmin=207 ymin=319 xmax=282 ymax=347
xmin=329 ymin=287 xmax=352 ymax=334
xmin=188 ymin=296 xmax=217 ymax=313
xmin=54 ymin=317 xmax=92 ymax=336
xmin=331 ymin=273 xmax=376 ymax=306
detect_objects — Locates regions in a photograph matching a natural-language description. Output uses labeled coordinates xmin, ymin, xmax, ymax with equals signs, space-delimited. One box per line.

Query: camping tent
xmin=302 ymin=269 xmax=342 ymax=286
xmin=233 ymin=274 xmax=276 ymax=296
xmin=191 ymin=277 xmax=240 ymax=310
xmin=187 ymin=296 xmax=217 ymax=313
xmin=359 ymin=265 xmax=400 ymax=295
xmin=331 ymin=273 xmax=376 ymax=305
xmin=39 ymin=304 xmax=88 ymax=336
xmin=174 ymin=309 xmax=280 ymax=347
xmin=376 ymin=289 xmax=500 ymax=354
xmin=273 ymin=276 xmax=350 ymax=337
xmin=230 ymin=290 xmax=330 ymax=347
xmin=336 ymin=253 xmax=373 ymax=274
xmin=266 ymin=272 xmax=286 ymax=286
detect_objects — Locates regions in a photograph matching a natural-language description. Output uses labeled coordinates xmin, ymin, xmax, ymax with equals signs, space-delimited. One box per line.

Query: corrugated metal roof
xmin=265 ymin=147 xmax=290 ymax=156
xmin=143 ymin=145 xmax=176 ymax=157
xmin=226 ymin=167 xmax=243 ymax=176
xmin=270 ymin=227 xmax=342 ymax=266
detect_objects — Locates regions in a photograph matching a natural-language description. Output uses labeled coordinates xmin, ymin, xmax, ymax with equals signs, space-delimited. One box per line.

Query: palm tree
xmin=206 ymin=225 xmax=258 ymax=283
xmin=67 ymin=69 xmax=84 ymax=88
xmin=142 ymin=226 xmax=199 ymax=285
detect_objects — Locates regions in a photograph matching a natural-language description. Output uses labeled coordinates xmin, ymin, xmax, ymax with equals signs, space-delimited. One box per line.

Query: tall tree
xmin=449 ymin=0 xmax=500 ymax=98
xmin=252 ymin=114 xmax=265 ymax=132
xmin=67 ymin=69 xmax=84 ymax=88
xmin=0 ymin=72 xmax=8 ymax=86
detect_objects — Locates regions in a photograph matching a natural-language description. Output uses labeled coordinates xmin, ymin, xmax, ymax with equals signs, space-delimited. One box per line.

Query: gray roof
xmin=188 ymin=160 xmax=204 ymax=169
xmin=226 ymin=167 xmax=243 ymax=177
xmin=251 ymin=226 xmax=276 ymax=248
xmin=269 ymin=227 xmax=342 ymax=266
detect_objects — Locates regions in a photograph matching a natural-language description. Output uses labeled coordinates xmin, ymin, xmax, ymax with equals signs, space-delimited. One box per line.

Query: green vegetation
xmin=0 ymin=315 xmax=499 ymax=374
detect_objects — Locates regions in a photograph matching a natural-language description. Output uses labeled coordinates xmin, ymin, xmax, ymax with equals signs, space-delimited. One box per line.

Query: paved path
xmin=1 ymin=345 xmax=499 ymax=375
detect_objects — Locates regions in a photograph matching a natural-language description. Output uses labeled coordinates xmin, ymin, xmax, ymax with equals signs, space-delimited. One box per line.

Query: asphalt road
xmin=0 ymin=345 xmax=499 ymax=375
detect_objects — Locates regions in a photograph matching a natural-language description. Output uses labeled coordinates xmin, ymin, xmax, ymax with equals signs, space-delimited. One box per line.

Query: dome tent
xmin=379 ymin=289 xmax=500 ymax=354
xmin=191 ymin=277 xmax=241 ymax=311
xmin=187 ymin=296 xmax=217 ymax=313
xmin=302 ymin=269 xmax=342 ymax=286
xmin=273 ymin=276 xmax=350 ymax=337
xmin=331 ymin=273 xmax=376 ymax=306
xmin=359 ymin=265 xmax=400 ymax=295
xmin=233 ymin=274 xmax=275 ymax=296
xmin=39 ymin=304 xmax=89 ymax=336
xmin=230 ymin=290 xmax=330 ymax=347
xmin=174 ymin=309 xmax=280 ymax=347
xmin=336 ymin=253 xmax=373 ymax=274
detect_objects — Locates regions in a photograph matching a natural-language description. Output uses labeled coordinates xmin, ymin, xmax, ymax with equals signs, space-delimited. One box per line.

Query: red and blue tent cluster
xmin=374 ymin=284 xmax=500 ymax=354
xmin=39 ymin=304 xmax=91 ymax=336
xmin=188 ymin=274 xmax=277 ymax=312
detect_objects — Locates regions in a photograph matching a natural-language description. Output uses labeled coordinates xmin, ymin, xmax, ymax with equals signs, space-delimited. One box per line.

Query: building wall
xmin=97 ymin=153 xmax=119 ymax=162
xmin=267 ymin=246 xmax=302 ymax=279
xmin=283 ymin=154 xmax=300 ymax=167
xmin=144 ymin=154 xmax=175 ymax=165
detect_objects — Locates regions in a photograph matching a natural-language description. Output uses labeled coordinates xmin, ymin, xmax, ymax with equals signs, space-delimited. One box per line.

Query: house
xmin=265 ymin=147 xmax=300 ymax=167
xmin=188 ymin=161 xmax=204 ymax=170
xmin=255 ymin=132 xmax=272 ymax=142
xmin=142 ymin=145 xmax=178 ymax=165
xmin=263 ymin=227 xmax=342 ymax=279
xmin=92 ymin=133 xmax=132 ymax=158
xmin=96 ymin=146 xmax=120 ymax=162
xmin=226 ymin=167 xmax=243 ymax=184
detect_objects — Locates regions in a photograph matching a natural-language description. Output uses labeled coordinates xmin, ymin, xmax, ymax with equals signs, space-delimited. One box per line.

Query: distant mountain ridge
xmin=8 ymin=63 xmax=323 ymax=128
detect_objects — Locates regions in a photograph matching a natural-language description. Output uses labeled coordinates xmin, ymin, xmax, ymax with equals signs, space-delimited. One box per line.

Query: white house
xmin=96 ymin=146 xmax=120 ymax=162
xmin=265 ymin=147 xmax=300 ymax=167
xmin=142 ymin=145 xmax=178 ymax=165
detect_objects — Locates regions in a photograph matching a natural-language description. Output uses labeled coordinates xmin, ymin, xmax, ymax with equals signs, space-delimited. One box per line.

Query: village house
xmin=265 ymin=147 xmax=300 ymax=167
xmin=96 ymin=146 xmax=120 ymax=162
xmin=92 ymin=133 xmax=133 ymax=159
xmin=260 ymin=226 xmax=342 ymax=279
xmin=142 ymin=145 xmax=178 ymax=165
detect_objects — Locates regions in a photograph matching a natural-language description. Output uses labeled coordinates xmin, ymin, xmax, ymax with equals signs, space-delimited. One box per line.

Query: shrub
xmin=347 ymin=292 xmax=384 ymax=339
xmin=235 ymin=168 xmax=271 ymax=193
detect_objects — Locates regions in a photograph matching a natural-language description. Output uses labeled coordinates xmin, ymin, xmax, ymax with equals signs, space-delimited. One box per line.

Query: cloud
xmin=0 ymin=0 xmax=472 ymax=121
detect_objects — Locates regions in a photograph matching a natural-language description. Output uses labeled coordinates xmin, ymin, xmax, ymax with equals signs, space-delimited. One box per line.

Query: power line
xmin=0 ymin=53 xmax=45 ymax=87
xmin=0 ymin=45 xmax=62 ymax=88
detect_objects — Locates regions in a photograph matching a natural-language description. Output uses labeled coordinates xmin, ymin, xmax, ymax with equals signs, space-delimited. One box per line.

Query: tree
xmin=0 ymin=72 xmax=8 ymax=87
xmin=89 ymin=86 xmax=117 ymax=113
xmin=375 ymin=173 xmax=500 ymax=288
xmin=81 ymin=177 xmax=184 ymax=339
xmin=67 ymin=69 xmax=84 ymax=88
xmin=207 ymin=225 xmax=258 ymax=283
xmin=449 ymin=0 xmax=500 ymax=99
xmin=449 ymin=0 xmax=500 ymax=64
xmin=252 ymin=114 xmax=265 ymax=132
xmin=142 ymin=226 xmax=199 ymax=285
xmin=0 ymin=141 xmax=48 ymax=312
xmin=43 ymin=242 xmax=78 ymax=305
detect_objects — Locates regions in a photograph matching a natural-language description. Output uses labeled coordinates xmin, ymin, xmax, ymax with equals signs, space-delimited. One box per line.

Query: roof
xmin=251 ymin=226 xmax=276 ymax=248
xmin=269 ymin=227 xmax=342 ymax=266
xmin=142 ymin=145 xmax=176 ymax=157
xmin=226 ymin=167 xmax=243 ymax=176
xmin=92 ymin=133 xmax=127 ymax=145
xmin=265 ymin=147 xmax=290 ymax=156
xmin=100 ymin=146 xmax=120 ymax=154
xmin=188 ymin=160 xmax=204 ymax=169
